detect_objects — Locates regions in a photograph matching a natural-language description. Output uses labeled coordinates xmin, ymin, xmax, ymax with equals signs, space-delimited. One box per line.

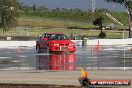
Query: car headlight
xmin=54 ymin=44 xmax=59 ymax=46
xmin=69 ymin=43 xmax=74 ymax=46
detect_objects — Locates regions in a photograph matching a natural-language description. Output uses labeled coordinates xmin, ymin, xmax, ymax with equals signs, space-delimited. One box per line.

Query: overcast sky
xmin=19 ymin=0 xmax=126 ymax=11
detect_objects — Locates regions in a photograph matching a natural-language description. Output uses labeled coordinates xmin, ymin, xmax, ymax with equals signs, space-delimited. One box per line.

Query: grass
xmin=0 ymin=10 xmax=130 ymax=40
xmin=0 ymin=27 xmax=129 ymax=40
xmin=17 ymin=17 xmax=96 ymax=28
xmin=17 ymin=10 xmax=129 ymax=29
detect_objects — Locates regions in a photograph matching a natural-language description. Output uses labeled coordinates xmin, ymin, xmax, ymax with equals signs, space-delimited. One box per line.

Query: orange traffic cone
xmin=16 ymin=47 xmax=20 ymax=53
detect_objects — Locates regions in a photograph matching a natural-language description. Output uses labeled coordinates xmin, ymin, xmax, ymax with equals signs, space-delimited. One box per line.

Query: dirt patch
xmin=0 ymin=83 xmax=81 ymax=88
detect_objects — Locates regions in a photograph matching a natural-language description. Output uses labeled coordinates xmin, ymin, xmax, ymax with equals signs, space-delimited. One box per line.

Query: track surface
xmin=0 ymin=46 xmax=132 ymax=88
xmin=0 ymin=46 xmax=132 ymax=70
xmin=0 ymin=70 xmax=131 ymax=87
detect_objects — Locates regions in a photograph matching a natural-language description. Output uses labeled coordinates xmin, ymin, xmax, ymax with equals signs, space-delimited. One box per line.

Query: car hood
xmin=49 ymin=40 xmax=74 ymax=44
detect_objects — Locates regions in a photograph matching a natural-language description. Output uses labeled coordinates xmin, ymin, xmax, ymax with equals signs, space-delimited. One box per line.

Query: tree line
xmin=105 ymin=0 xmax=132 ymax=38
xmin=0 ymin=0 xmax=18 ymax=33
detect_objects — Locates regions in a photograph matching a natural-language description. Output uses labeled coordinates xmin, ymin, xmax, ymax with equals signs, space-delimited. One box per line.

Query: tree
xmin=93 ymin=17 xmax=106 ymax=38
xmin=105 ymin=0 xmax=132 ymax=38
xmin=0 ymin=0 xmax=18 ymax=33
xmin=32 ymin=4 xmax=37 ymax=11
xmin=39 ymin=5 xmax=50 ymax=11
xmin=22 ymin=5 xmax=32 ymax=11
xmin=52 ymin=7 xmax=60 ymax=12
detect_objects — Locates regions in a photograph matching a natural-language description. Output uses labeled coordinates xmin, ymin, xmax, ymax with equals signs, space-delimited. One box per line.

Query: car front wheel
xmin=36 ymin=45 xmax=41 ymax=53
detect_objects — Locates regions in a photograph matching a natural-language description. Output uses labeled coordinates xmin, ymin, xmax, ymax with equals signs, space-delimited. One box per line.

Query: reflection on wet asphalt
xmin=0 ymin=45 xmax=132 ymax=70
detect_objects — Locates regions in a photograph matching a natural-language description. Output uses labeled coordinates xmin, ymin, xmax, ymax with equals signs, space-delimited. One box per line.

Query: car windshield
xmin=47 ymin=34 xmax=69 ymax=40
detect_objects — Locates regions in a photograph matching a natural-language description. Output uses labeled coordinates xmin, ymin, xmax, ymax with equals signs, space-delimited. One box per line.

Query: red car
xmin=36 ymin=33 xmax=76 ymax=53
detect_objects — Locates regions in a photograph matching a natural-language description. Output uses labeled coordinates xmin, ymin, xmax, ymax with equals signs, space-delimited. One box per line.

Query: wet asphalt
xmin=0 ymin=45 xmax=132 ymax=71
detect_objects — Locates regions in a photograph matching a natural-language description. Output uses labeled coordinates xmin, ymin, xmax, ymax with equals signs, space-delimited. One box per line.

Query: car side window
xmin=41 ymin=34 xmax=45 ymax=38
xmin=44 ymin=34 xmax=48 ymax=38
xmin=41 ymin=34 xmax=48 ymax=38
xmin=39 ymin=33 xmax=49 ymax=41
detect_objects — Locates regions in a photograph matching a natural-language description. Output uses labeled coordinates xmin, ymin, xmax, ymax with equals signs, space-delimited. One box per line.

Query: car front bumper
xmin=49 ymin=46 xmax=76 ymax=52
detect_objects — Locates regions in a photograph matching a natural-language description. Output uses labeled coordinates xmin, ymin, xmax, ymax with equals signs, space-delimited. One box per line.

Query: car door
xmin=39 ymin=33 xmax=48 ymax=49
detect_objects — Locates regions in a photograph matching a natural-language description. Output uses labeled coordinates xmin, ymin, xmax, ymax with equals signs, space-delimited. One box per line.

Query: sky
xmin=19 ymin=0 xmax=126 ymax=12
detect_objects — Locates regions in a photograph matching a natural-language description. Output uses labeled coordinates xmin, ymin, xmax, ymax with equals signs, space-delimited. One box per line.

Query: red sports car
xmin=36 ymin=33 xmax=76 ymax=53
